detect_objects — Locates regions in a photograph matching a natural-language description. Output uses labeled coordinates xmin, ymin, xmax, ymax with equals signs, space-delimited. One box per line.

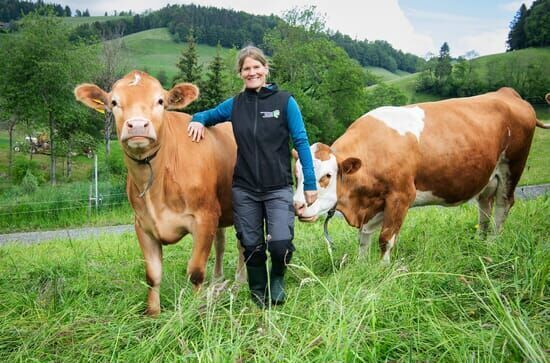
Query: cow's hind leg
xmin=136 ymin=224 xmax=163 ymax=316
xmin=494 ymin=156 xmax=525 ymax=233
xmin=235 ymin=239 xmax=247 ymax=284
xmin=213 ymin=228 xmax=225 ymax=282
xmin=477 ymin=177 xmax=497 ymax=236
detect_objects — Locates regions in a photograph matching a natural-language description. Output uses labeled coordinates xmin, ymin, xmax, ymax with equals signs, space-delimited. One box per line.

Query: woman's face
xmin=240 ymin=57 xmax=268 ymax=91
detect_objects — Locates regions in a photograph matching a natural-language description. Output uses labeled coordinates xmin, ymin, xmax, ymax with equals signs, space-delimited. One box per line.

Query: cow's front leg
xmin=379 ymin=192 xmax=413 ymax=264
xmin=135 ymin=224 xmax=163 ymax=316
xmin=187 ymin=215 xmax=218 ymax=290
xmin=358 ymin=212 xmax=384 ymax=257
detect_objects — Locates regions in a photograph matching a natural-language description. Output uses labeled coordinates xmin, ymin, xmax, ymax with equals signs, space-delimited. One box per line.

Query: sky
xmin=60 ymin=0 xmax=535 ymax=58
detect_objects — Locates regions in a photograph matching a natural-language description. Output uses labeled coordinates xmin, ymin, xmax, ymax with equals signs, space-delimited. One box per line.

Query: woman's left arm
xmin=287 ymin=97 xmax=318 ymax=205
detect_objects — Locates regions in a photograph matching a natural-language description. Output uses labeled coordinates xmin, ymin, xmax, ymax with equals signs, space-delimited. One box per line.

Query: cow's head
xmin=74 ymin=71 xmax=198 ymax=157
xmin=293 ymin=143 xmax=361 ymax=222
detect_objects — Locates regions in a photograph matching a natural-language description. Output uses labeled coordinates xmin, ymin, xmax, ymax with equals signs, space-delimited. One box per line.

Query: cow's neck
xmin=124 ymin=145 xmax=164 ymax=198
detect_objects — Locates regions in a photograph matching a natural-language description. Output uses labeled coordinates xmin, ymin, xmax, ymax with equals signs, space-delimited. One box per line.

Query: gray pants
xmin=232 ymin=186 xmax=295 ymax=268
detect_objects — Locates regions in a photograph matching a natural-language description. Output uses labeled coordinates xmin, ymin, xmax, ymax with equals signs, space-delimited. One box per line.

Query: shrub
xmin=20 ymin=169 xmax=39 ymax=194
xmin=12 ymin=159 xmax=43 ymax=184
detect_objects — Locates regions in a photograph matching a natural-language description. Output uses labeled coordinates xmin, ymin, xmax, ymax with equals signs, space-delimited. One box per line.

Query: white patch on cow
xmin=359 ymin=212 xmax=383 ymax=256
xmin=365 ymin=106 xmax=425 ymax=141
xmin=293 ymin=143 xmax=338 ymax=219
xmin=129 ymin=73 xmax=142 ymax=86
xmin=382 ymin=234 xmax=396 ymax=265
xmin=412 ymin=190 xmax=447 ymax=207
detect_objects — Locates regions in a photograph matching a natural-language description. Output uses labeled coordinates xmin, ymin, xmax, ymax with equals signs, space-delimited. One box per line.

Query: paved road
xmin=1 ymin=184 xmax=548 ymax=246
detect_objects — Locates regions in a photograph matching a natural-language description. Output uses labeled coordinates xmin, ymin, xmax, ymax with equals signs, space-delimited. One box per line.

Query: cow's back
xmin=333 ymin=88 xmax=538 ymax=205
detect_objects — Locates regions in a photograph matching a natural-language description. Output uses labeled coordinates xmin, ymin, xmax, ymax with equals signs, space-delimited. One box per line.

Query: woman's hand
xmin=187 ymin=121 xmax=205 ymax=142
xmin=304 ymin=190 xmax=318 ymax=206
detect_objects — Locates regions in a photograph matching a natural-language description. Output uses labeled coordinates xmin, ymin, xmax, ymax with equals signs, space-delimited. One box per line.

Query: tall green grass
xmin=0 ymin=197 xmax=548 ymax=361
xmin=0 ymin=181 xmax=132 ymax=232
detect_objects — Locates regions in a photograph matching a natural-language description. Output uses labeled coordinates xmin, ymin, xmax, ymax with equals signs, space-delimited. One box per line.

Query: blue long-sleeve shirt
xmin=192 ymin=95 xmax=317 ymax=191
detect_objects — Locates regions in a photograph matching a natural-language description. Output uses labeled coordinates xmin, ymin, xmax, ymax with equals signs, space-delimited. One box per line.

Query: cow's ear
xmin=340 ymin=157 xmax=362 ymax=175
xmin=74 ymin=84 xmax=109 ymax=114
xmin=166 ymin=83 xmax=199 ymax=110
xmin=291 ymin=149 xmax=299 ymax=160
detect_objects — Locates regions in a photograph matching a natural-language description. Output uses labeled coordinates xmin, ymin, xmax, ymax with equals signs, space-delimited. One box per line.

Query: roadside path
xmin=1 ymin=184 xmax=548 ymax=246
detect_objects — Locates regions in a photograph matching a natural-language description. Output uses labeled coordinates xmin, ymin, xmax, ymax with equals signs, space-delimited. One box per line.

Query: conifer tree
xmin=174 ymin=29 xmax=203 ymax=113
xmin=174 ymin=29 xmax=202 ymax=85
xmin=201 ymin=43 xmax=226 ymax=109
xmin=507 ymin=4 xmax=528 ymax=50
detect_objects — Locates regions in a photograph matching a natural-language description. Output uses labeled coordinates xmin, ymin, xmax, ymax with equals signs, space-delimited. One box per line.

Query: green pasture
xmin=470 ymin=47 xmax=550 ymax=79
xmin=387 ymin=47 xmax=550 ymax=104
xmin=0 ymin=197 xmax=548 ymax=361
xmin=365 ymin=66 xmax=410 ymax=82
xmin=118 ymin=28 xmax=232 ymax=81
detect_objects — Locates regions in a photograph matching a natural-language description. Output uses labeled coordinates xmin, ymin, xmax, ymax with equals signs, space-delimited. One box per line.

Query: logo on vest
xmin=260 ymin=109 xmax=280 ymax=119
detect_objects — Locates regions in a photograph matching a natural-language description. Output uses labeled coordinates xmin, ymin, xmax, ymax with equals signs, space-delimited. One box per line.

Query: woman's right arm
xmin=188 ymin=97 xmax=234 ymax=142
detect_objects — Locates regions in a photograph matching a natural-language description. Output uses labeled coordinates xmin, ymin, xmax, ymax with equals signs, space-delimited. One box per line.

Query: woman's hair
xmin=236 ymin=45 xmax=268 ymax=73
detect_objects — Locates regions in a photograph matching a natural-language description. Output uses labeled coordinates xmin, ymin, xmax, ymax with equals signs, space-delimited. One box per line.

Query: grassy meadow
xmin=387 ymin=47 xmax=550 ymax=104
xmin=119 ymin=28 xmax=233 ymax=81
xmin=0 ymin=197 xmax=548 ymax=361
xmin=365 ymin=66 xmax=411 ymax=82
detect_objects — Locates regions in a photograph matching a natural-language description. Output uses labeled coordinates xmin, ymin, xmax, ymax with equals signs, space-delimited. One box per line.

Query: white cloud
xmin=455 ymin=28 xmax=509 ymax=56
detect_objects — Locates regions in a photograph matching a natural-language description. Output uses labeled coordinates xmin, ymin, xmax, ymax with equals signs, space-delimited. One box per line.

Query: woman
xmin=187 ymin=46 xmax=317 ymax=307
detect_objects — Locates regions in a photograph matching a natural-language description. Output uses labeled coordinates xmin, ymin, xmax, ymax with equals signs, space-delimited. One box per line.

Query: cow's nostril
xmin=293 ymin=202 xmax=306 ymax=214
xmin=144 ymin=122 xmax=149 ymax=128
xmin=127 ymin=123 xmax=133 ymax=128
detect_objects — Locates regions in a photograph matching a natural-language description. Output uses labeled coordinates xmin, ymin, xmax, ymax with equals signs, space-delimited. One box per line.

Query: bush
xmin=12 ymin=159 xmax=43 ymax=184
xmin=20 ymin=170 xmax=38 ymax=194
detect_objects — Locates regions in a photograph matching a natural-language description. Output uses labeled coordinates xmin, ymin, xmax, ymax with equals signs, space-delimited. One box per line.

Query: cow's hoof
xmin=235 ymin=270 xmax=248 ymax=285
xmin=145 ymin=307 xmax=160 ymax=317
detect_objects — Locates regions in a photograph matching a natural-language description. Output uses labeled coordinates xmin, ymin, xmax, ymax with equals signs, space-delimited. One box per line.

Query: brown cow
xmin=75 ymin=71 xmax=245 ymax=315
xmin=293 ymin=88 xmax=549 ymax=263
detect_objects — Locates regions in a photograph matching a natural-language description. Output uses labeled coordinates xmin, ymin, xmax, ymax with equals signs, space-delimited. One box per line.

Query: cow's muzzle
xmin=120 ymin=118 xmax=157 ymax=146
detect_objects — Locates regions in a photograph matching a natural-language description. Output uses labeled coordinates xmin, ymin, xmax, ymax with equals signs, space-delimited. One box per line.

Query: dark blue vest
xmin=231 ymin=85 xmax=292 ymax=192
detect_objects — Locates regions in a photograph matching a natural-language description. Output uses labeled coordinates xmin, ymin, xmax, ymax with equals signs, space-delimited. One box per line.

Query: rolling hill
xmin=117 ymin=28 xmax=232 ymax=81
xmin=384 ymin=47 xmax=550 ymax=104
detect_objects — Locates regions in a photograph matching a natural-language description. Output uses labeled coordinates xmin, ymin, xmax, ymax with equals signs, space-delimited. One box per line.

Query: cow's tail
xmin=536 ymin=119 xmax=550 ymax=129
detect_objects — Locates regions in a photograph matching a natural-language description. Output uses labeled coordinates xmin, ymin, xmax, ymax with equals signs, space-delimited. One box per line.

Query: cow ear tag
xmin=92 ymin=98 xmax=106 ymax=114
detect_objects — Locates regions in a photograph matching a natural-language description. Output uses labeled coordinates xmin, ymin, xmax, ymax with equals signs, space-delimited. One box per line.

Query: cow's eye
xmin=319 ymin=173 xmax=332 ymax=188
xmin=111 ymin=100 xmax=118 ymax=107
xmin=158 ymin=98 xmax=164 ymax=106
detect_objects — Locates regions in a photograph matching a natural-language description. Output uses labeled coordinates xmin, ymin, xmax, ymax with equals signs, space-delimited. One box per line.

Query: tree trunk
xmin=7 ymin=117 xmax=15 ymax=180
xmin=104 ymin=111 xmax=113 ymax=155
xmin=67 ymin=139 xmax=73 ymax=179
xmin=49 ymin=111 xmax=56 ymax=185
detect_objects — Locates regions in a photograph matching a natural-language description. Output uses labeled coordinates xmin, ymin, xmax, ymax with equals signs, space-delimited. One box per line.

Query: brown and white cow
xmin=75 ymin=71 xmax=245 ymax=315
xmin=293 ymin=87 xmax=549 ymax=263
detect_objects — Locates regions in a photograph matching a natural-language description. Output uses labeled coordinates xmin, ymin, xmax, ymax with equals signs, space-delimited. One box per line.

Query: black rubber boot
xmin=246 ymin=265 xmax=268 ymax=307
xmin=269 ymin=262 xmax=286 ymax=305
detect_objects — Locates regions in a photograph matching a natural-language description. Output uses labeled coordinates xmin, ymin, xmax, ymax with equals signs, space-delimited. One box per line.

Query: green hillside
xmin=366 ymin=66 xmax=410 ymax=82
xmin=470 ymin=47 xmax=550 ymax=78
xmin=386 ymin=47 xmax=550 ymax=104
xmin=117 ymin=28 xmax=232 ymax=80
